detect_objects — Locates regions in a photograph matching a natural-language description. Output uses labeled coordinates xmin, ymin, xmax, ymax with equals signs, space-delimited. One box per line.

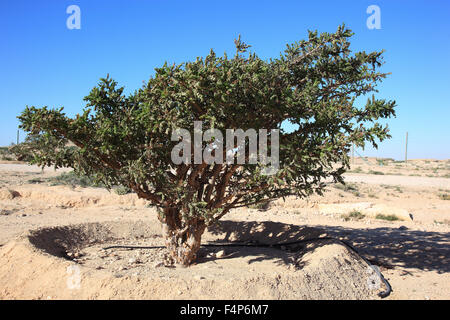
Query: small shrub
xmin=435 ymin=219 xmax=450 ymax=225
xmin=342 ymin=210 xmax=365 ymax=221
xmin=249 ymin=201 xmax=271 ymax=211
xmin=334 ymin=183 xmax=358 ymax=192
xmin=0 ymin=146 xmax=17 ymax=161
xmin=114 ymin=186 xmax=133 ymax=195
xmin=368 ymin=170 xmax=384 ymax=175
xmin=375 ymin=214 xmax=399 ymax=221
xmin=438 ymin=194 xmax=450 ymax=200
xmin=48 ymin=171 xmax=102 ymax=188
xmin=351 ymin=166 xmax=363 ymax=173
xmin=28 ymin=178 xmax=45 ymax=184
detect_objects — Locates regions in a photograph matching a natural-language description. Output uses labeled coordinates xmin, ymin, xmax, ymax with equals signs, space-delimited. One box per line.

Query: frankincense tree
xmin=15 ymin=25 xmax=395 ymax=266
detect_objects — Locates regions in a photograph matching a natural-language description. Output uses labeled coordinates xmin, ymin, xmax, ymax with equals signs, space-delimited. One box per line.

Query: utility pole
xmin=405 ymin=132 xmax=408 ymax=164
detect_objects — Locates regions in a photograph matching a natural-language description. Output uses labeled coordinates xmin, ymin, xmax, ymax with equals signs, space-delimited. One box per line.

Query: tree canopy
xmin=16 ymin=25 xmax=396 ymax=265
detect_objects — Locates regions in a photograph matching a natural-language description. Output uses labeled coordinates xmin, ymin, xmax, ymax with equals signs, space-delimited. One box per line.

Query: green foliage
xmin=333 ymin=182 xmax=358 ymax=192
xmin=438 ymin=193 xmax=450 ymax=200
xmin=342 ymin=210 xmax=365 ymax=221
xmin=15 ymin=25 xmax=395 ymax=227
xmin=48 ymin=171 xmax=103 ymax=188
xmin=0 ymin=146 xmax=17 ymax=161
xmin=114 ymin=185 xmax=133 ymax=195
xmin=351 ymin=166 xmax=363 ymax=173
xmin=375 ymin=214 xmax=400 ymax=221
xmin=367 ymin=191 xmax=378 ymax=198
xmin=249 ymin=200 xmax=271 ymax=211
xmin=368 ymin=170 xmax=384 ymax=175
xmin=10 ymin=134 xmax=73 ymax=164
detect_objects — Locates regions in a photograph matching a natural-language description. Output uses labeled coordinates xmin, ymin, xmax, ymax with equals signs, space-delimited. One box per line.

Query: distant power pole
xmin=405 ymin=132 xmax=408 ymax=163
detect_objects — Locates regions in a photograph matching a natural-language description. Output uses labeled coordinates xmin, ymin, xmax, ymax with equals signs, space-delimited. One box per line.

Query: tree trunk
xmin=159 ymin=206 xmax=206 ymax=267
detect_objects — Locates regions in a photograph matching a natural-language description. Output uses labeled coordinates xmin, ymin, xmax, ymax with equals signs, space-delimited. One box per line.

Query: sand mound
xmin=0 ymin=220 xmax=388 ymax=299
xmin=1 ymin=185 xmax=148 ymax=208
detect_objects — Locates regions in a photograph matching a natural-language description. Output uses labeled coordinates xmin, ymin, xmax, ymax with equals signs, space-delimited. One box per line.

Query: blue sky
xmin=1 ymin=0 xmax=449 ymax=159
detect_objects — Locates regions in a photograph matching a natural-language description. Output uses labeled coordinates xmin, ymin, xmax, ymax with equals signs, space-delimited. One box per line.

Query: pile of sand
xmin=0 ymin=220 xmax=388 ymax=299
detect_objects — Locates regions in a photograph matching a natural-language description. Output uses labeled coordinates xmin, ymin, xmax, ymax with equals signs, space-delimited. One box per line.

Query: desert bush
xmin=48 ymin=171 xmax=103 ymax=188
xmin=333 ymin=182 xmax=362 ymax=197
xmin=438 ymin=193 xmax=450 ymax=200
xmin=375 ymin=214 xmax=399 ymax=221
xmin=249 ymin=200 xmax=271 ymax=211
xmin=434 ymin=219 xmax=450 ymax=225
xmin=342 ymin=210 xmax=365 ymax=221
xmin=114 ymin=185 xmax=133 ymax=195
xmin=334 ymin=183 xmax=358 ymax=192
xmin=350 ymin=166 xmax=363 ymax=173
xmin=15 ymin=25 xmax=396 ymax=266
xmin=0 ymin=146 xmax=16 ymax=161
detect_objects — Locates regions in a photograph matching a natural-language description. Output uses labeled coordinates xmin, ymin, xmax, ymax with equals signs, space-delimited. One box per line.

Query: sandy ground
xmin=0 ymin=159 xmax=449 ymax=300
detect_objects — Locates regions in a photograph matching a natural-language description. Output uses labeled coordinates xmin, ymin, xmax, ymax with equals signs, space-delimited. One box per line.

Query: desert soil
xmin=0 ymin=158 xmax=449 ymax=300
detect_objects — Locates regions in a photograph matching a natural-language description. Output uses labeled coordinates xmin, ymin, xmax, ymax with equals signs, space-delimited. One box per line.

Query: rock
xmin=153 ymin=261 xmax=164 ymax=268
xmin=194 ymin=275 xmax=205 ymax=280
xmin=128 ymin=258 xmax=137 ymax=264
xmin=398 ymin=226 xmax=408 ymax=231
xmin=215 ymin=250 xmax=226 ymax=258
xmin=0 ymin=189 xmax=21 ymax=200
xmin=0 ymin=209 xmax=11 ymax=216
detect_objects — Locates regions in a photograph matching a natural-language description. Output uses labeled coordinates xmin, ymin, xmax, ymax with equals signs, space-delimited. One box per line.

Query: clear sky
xmin=1 ymin=0 xmax=449 ymax=159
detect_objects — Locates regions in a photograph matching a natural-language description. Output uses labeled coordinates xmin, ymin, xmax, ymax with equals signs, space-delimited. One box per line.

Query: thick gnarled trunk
xmin=159 ymin=207 xmax=206 ymax=266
